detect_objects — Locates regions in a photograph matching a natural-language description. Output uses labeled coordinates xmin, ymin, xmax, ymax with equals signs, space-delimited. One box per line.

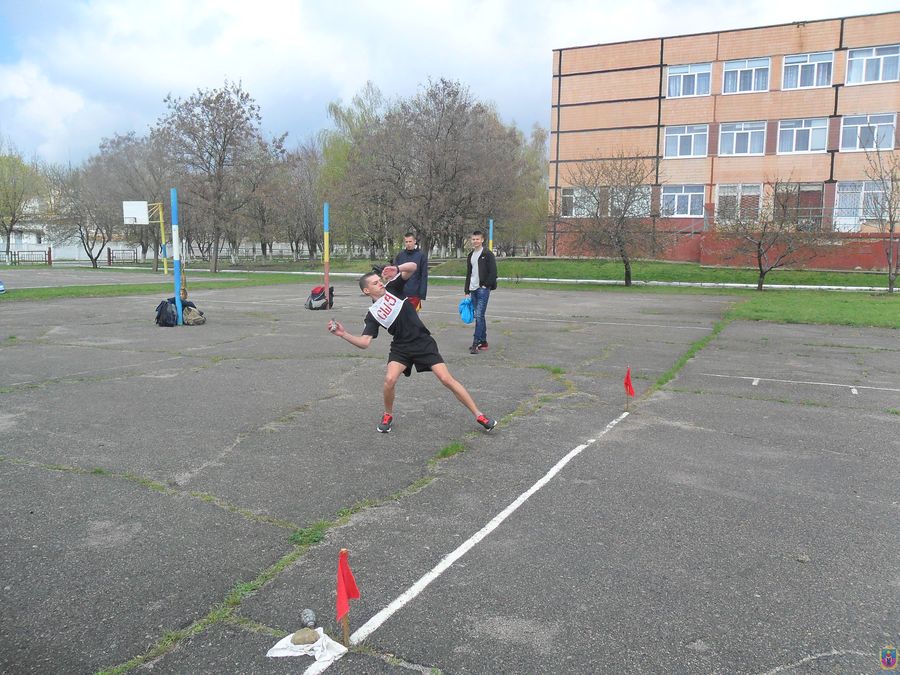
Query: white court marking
xmin=700 ymin=373 xmax=900 ymax=394
xmin=301 ymin=411 xmax=631 ymax=675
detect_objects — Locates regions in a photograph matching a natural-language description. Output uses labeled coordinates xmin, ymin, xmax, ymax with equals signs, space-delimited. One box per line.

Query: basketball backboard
xmin=122 ymin=201 xmax=149 ymax=225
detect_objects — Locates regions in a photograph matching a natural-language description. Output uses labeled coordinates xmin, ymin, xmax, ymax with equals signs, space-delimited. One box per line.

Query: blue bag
xmin=458 ymin=297 xmax=474 ymax=324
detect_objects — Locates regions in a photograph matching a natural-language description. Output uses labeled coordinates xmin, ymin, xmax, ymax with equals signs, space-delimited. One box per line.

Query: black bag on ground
xmin=155 ymin=300 xmax=177 ymax=327
xmin=305 ymin=285 xmax=334 ymax=310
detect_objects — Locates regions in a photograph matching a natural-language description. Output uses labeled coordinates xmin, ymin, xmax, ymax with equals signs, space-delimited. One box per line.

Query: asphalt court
xmin=0 ymin=269 xmax=897 ymax=674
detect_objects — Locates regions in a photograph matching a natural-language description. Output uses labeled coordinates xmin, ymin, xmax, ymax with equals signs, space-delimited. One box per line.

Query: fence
xmin=107 ymin=249 xmax=138 ymax=265
xmin=3 ymin=249 xmax=52 ymax=265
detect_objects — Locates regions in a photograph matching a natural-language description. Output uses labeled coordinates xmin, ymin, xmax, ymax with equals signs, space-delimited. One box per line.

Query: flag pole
xmin=340 ymin=547 xmax=350 ymax=646
xmin=323 ymin=202 xmax=331 ymax=308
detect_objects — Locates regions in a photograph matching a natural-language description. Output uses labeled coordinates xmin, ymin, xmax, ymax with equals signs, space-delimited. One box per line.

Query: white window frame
xmin=664 ymin=125 xmax=708 ymax=158
xmin=723 ymin=58 xmax=770 ymax=94
xmin=840 ymin=113 xmax=896 ymax=152
xmin=667 ymin=63 xmax=712 ymax=98
xmin=716 ymin=184 xmax=762 ymax=221
xmin=662 ymin=185 xmax=705 ymax=217
xmin=833 ymin=181 xmax=885 ymax=231
xmin=777 ymin=118 xmax=828 ymax=154
xmin=846 ymin=45 xmax=900 ymax=85
xmin=719 ymin=121 xmax=766 ymax=156
xmin=782 ymin=52 xmax=833 ymax=89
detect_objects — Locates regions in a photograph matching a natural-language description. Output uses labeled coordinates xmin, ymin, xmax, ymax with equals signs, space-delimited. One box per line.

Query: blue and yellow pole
xmin=488 ymin=218 xmax=494 ymax=251
xmin=171 ymin=188 xmax=183 ymax=325
xmin=323 ymin=202 xmax=331 ymax=308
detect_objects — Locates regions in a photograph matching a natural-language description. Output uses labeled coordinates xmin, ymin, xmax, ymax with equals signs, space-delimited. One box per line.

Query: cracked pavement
xmin=0 ymin=269 xmax=897 ymax=674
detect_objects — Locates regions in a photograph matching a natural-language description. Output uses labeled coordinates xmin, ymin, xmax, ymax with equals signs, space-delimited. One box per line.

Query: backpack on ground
xmin=155 ymin=300 xmax=177 ymax=327
xmin=305 ymin=285 xmax=334 ymax=310
xmin=183 ymin=305 xmax=206 ymax=325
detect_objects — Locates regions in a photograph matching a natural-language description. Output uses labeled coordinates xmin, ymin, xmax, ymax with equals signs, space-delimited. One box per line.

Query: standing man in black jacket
xmin=393 ymin=232 xmax=428 ymax=311
xmin=464 ymin=230 xmax=498 ymax=354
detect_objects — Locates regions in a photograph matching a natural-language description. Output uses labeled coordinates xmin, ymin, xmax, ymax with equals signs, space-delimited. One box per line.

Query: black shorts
xmin=389 ymin=340 xmax=445 ymax=377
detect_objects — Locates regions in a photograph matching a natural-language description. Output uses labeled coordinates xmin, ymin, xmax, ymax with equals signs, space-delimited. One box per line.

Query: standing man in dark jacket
xmin=464 ymin=230 xmax=497 ymax=354
xmin=393 ymin=232 xmax=428 ymax=311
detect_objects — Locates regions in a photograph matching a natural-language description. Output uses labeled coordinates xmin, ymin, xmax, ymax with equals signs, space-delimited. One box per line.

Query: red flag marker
xmin=624 ymin=367 xmax=635 ymax=398
xmin=336 ymin=549 xmax=360 ymax=645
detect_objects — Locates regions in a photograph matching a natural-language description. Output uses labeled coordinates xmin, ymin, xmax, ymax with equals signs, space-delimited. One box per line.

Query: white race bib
xmin=368 ymin=290 xmax=405 ymax=329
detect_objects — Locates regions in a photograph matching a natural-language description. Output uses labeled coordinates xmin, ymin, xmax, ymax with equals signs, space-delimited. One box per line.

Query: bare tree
xmin=563 ymin=151 xmax=659 ymax=286
xmin=45 ymin=160 xmax=119 ymax=268
xmin=0 ymin=140 xmax=44 ymax=258
xmin=716 ymin=179 xmax=835 ymax=290
xmin=279 ymin=141 xmax=324 ymax=260
xmin=863 ymin=148 xmax=900 ymax=293
xmin=155 ymin=81 xmax=285 ymax=272
xmin=98 ymin=132 xmax=174 ymax=270
xmin=369 ymin=79 xmax=525 ymax=255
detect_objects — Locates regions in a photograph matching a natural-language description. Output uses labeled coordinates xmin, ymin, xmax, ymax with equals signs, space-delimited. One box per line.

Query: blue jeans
xmin=470 ymin=287 xmax=491 ymax=345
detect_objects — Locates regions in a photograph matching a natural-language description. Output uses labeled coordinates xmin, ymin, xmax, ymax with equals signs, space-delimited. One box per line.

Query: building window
xmin=846 ymin=45 xmax=900 ymax=85
xmin=662 ymin=185 xmax=705 ymax=217
xmin=775 ymin=183 xmax=825 ymax=230
xmin=664 ymin=125 xmax=708 ymax=158
xmin=834 ymin=181 xmax=886 ymax=231
xmin=560 ymin=187 xmax=591 ymax=217
xmin=782 ymin=52 xmax=833 ymax=89
xmin=36 ymin=232 xmax=42 ymax=244
xmin=778 ymin=118 xmax=828 ymax=153
xmin=723 ymin=58 xmax=769 ymax=93
xmin=716 ymin=184 xmax=761 ymax=222
xmin=609 ymin=186 xmax=652 ymax=218
xmin=840 ymin=114 xmax=896 ymax=151
xmin=667 ymin=63 xmax=711 ymax=98
xmin=719 ymin=122 xmax=766 ymax=156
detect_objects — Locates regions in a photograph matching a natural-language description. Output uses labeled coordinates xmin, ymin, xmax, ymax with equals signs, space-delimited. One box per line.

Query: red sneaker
xmin=377 ymin=413 xmax=393 ymax=433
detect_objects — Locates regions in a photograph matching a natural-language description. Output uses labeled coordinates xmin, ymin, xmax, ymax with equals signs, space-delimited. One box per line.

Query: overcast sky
xmin=1 ymin=0 xmax=897 ymax=164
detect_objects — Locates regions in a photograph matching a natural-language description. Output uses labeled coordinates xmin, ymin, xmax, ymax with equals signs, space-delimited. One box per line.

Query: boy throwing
xmin=328 ymin=262 xmax=497 ymax=434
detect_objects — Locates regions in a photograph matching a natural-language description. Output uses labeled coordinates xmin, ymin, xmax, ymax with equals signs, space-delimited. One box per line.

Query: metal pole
xmin=323 ymin=202 xmax=331 ymax=308
xmin=171 ymin=189 xmax=183 ymax=325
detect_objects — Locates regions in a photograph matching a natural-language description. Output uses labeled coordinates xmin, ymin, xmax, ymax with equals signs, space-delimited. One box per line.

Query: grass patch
xmin=529 ymin=364 xmax=566 ymax=375
xmin=887 ymin=409 xmax=900 ymax=415
xmin=289 ymin=520 xmax=330 ymax=546
xmin=653 ymin=319 xmax=730 ymax=392
xmin=0 ymin=273 xmax=312 ymax=302
xmin=434 ymin=441 xmax=466 ymax=461
xmin=726 ymin=290 xmax=900 ymax=329
xmin=432 ymin=257 xmax=889 ymax=288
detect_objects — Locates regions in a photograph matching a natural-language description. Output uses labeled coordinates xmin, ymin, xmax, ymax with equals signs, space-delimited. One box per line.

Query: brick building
xmin=549 ymin=11 xmax=900 ymax=267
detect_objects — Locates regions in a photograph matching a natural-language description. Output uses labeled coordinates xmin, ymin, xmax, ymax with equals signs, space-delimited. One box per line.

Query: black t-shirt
xmin=362 ymin=275 xmax=434 ymax=353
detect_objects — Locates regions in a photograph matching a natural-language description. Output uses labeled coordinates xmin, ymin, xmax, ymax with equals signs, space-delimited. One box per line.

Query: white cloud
xmin=1 ymin=0 xmax=898 ymax=162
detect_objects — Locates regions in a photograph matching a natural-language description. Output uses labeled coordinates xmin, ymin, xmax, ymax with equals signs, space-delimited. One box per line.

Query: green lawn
xmin=3 ymin=259 xmax=898 ymax=329
xmin=432 ymin=257 xmax=889 ymax=288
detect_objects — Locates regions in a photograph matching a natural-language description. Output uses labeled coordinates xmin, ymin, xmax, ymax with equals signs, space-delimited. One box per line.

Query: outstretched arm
xmin=382 ymin=262 xmax=416 ymax=281
xmin=328 ymin=320 xmax=373 ymax=350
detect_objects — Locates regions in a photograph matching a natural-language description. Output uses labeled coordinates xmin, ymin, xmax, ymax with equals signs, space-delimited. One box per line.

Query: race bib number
xmin=368 ymin=290 xmax=405 ymax=329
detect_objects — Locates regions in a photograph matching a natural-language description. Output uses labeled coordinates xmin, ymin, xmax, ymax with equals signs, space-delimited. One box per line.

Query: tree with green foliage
xmin=0 ymin=141 xmax=44 ymax=257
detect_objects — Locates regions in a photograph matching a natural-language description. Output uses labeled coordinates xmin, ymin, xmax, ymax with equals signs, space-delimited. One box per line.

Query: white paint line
xmin=700 ymin=373 xmax=900 ymax=394
xmin=757 ymin=649 xmax=872 ymax=674
xmin=302 ymin=411 xmax=631 ymax=675
xmin=851 ymin=388 xmax=858 ymax=395
xmin=751 ymin=378 xmax=759 ymax=386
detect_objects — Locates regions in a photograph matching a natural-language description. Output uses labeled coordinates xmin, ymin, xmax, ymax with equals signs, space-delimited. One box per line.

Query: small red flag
xmin=624 ymin=367 xmax=635 ymax=398
xmin=336 ymin=549 xmax=360 ymax=622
